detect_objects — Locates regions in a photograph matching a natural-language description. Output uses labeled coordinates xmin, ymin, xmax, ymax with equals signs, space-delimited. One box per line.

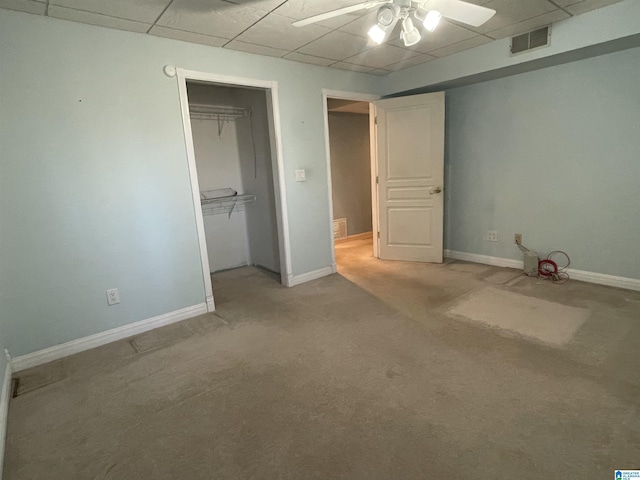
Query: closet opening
xmin=324 ymin=95 xmax=376 ymax=271
xmin=178 ymin=73 xmax=290 ymax=311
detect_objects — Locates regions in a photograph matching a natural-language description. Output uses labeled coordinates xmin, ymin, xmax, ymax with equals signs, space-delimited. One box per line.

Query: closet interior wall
xmin=187 ymin=82 xmax=280 ymax=274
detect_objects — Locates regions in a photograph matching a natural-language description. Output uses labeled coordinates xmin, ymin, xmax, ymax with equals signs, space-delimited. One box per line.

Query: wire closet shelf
xmin=189 ymin=104 xmax=250 ymax=136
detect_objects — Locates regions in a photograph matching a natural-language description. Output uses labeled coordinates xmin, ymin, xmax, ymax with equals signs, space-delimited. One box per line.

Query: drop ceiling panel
xmin=565 ymin=0 xmax=624 ymax=15
xmin=149 ymin=25 xmax=228 ymax=47
xmin=283 ymin=52 xmax=335 ymax=66
xmin=344 ymin=44 xmax=421 ymax=69
xmin=225 ymin=39 xmax=288 ymax=57
xmin=337 ymin=10 xmax=379 ymax=38
xmin=330 ymin=62 xmax=374 ymax=73
xmin=0 ymin=0 xmax=45 ymax=15
xmin=233 ymin=13 xmax=331 ymax=50
xmin=50 ymin=0 xmax=171 ymax=23
xmin=553 ymin=0 xmax=620 ymax=6
xmin=48 ymin=5 xmax=151 ymax=32
xmin=297 ymin=30 xmax=372 ymax=61
xmin=228 ymin=0 xmax=287 ymax=11
xmin=0 ymin=0 xmax=629 ymax=75
xmin=384 ymin=53 xmax=434 ymax=71
xmin=485 ymin=10 xmax=569 ymax=40
xmin=389 ymin=19 xmax=479 ymax=54
xmin=427 ymin=34 xmax=492 ymax=57
xmin=466 ymin=0 xmax=559 ymax=34
xmin=156 ymin=0 xmax=268 ymax=39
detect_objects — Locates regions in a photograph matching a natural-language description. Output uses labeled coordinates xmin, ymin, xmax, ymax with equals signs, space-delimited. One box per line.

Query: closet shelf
xmin=189 ymin=104 xmax=249 ymax=121
xmin=200 ymin=194 xmax=256 ymax=217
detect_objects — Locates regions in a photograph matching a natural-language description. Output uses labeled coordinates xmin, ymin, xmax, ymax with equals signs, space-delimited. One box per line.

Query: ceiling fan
xmin=292 ymin=0 xmax=496 ymax=47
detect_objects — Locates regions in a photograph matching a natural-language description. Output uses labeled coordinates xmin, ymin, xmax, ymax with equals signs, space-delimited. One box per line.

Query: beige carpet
xmin=5 ymin=240 xmax=640 ymax=479
xmin=448 ymin=287 xmax=590 ymax=345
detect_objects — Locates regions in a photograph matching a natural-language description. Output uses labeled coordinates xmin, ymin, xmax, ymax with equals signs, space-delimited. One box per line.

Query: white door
xmin=374 ymin=92 xmax=444 ymax=263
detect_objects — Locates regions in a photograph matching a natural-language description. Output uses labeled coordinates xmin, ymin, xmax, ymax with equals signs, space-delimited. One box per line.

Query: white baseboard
xmin=567 ymin=268 xmax=640 ymax=291
xmin=286 ymin=265 xmax=336 ymax=287
xmin=11 ymin=303 xmax=208 ymax=372
xmin=444 ymin=249 xmax=640 ymax=292
xmin=0 ymin=361 xmax=13 ymax=479
xmin=444 ymin=249 xmax=523 ymax=269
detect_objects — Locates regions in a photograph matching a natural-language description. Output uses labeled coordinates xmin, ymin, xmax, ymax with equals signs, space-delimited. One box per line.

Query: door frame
xmin=322 ymin=89 xmax=381 ymax=268
xmin=172 ymin=67 xmax=293 ymax=311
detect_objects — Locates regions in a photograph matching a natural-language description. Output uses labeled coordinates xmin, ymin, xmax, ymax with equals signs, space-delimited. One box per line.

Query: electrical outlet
xmin=486 ymin=230 xmax=498 ymax=242
xmin=106 ymin=288 xmax=120 ymax=306
xmin=515 ymin=233 xmax=522 ymax=245
xmin=295 ymin=169 xmax=306 ymax=182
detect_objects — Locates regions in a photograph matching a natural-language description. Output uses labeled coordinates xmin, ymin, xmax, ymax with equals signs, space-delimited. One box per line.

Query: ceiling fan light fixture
xmin=413 ymin=7 xmax=427 ymax=22
xmin=401 ymin=17 xmax=421 ymax=47
xmin=376 ymin=5 xmax=396 ymax=27
xmin=367 ymin=24 xmax=388 ymax=44
xmin=423 ymin=10 xmax=442 ymax=32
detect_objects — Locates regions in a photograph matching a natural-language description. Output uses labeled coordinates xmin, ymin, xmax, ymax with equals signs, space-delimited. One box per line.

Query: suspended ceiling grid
xmin=0 ymin=0 xmax=625 ymax=74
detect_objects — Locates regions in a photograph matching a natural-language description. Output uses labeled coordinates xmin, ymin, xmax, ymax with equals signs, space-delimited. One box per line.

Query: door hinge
xmin=377 ymin=231 xmax=380 ymax=239
xmin=374 ymin=116 xmax=378 ymax=125
xmin=376 ymin=176 xmax=379 ymax=184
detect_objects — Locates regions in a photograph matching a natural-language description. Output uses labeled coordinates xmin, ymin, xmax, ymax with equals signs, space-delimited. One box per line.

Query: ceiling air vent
xmin=511 ymin=26 xmax=550 ymax=55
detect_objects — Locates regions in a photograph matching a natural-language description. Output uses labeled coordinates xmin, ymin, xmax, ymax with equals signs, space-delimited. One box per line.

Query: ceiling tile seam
xmin=333 ymin=61 xmax=374 ymax=69
xmin=398 ymin=45 xmax=436 ymax=57
xmin=546 ymin=0 xmax=573 ymax=16
xmin=336 ymin=56 xmax=405 ymax=69
xmin=444 ymin=18 xmax=489 ymax=36
xmin=221 ymin=0 xmax=287 ymax=47
xmin=149 ymin=24 xmax=230 ymax=42
xmin=147 ymin=0 xmax=176 ymax=34
xmin=384 ymin=55 xmax=431 ymax=69
xmin=284 ymin=52 xmax=341 ymax=63
xmin=221 ymin=39 xmax=294 ymax=57
xmin=223 ymin=42 xmax=288 ymax=57
xmin=283 ymin=12 xmax=385 ymax=60
xmin=290 ymin=30 xmax=378 ymax=64
xmin=484 ymin=10 xmax=567 ymax=40
xmin=423 ymin=36 xmax=488 ymax=55
xmin=43 ymin=4 xmax=151 ymax=26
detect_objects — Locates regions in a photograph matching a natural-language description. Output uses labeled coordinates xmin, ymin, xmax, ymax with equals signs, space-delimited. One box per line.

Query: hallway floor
xmin=5 ymin=238 xmax=640 ymax=479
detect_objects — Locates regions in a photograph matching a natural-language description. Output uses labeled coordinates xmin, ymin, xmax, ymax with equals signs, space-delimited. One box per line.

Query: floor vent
xmin=333 ymin=218 xmax=347 ymax=239
xmin=511 ymin=26 xmax=550 ymax=55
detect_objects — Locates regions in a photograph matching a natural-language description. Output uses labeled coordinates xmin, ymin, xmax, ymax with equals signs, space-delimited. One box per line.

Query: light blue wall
xmin=0 ymin=10 xmax=381 ymax=356
xmin=3 ymin=2 xmax=638 ymax=359
xmin=444 ymin=46 xmax=640 ymax=280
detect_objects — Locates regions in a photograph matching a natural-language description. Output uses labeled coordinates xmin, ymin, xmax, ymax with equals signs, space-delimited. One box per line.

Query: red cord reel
xmin=538 ymin=259 xmax=558 ymax=277
xmin=538 ymin=251 xmax=570 ymax=284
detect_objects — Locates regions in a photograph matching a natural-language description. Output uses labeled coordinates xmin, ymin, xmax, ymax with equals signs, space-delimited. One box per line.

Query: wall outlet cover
xmin=487 ymin=230 xmax=498 ymax=242
xmin=106 ymin=288 xmax=120 ymax=306
xmin=295 ymin=169 xmax=306 ymax=182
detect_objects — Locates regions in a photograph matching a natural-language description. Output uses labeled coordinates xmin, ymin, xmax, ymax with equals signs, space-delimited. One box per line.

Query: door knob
xmin=430 ymin=186 xmax=442 ymax=194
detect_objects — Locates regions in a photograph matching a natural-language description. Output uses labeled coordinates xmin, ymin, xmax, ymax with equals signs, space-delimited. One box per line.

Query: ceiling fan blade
xmin=292 ymin=0 xmax=389 ymax=27
xmin=425 ymin=0 xmax=496 ymax=27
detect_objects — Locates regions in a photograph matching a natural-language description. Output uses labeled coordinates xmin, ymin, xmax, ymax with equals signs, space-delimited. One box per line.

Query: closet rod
xmin=189 ymin=104 xmax=249 ymax=120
